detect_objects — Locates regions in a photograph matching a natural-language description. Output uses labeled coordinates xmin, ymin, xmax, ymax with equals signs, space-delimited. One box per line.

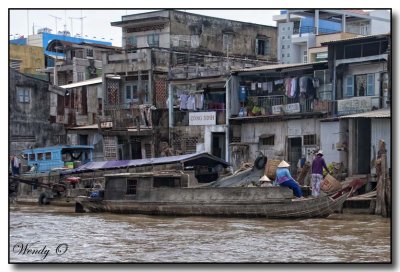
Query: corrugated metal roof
xmin=232 ymin=61 xmax=327 ymax=73
xmin=61 ymin=152 xmax=229 ymax=174
xmin=59 ymin=77 xmax=102 ymax=89
xmin=321 ymin=33 xmax=390 ymax=45
xmin=339 ymin=109 xmax=391 ymax=119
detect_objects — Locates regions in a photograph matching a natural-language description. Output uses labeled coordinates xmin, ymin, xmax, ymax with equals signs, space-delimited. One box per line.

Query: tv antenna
xmin=69 ymin=16 xmax=86 ymax=38
xmin=49 ymin=14 xmax=62 ymax=34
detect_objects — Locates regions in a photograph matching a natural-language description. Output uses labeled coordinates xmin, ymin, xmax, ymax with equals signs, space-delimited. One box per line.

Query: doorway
xmin=130 ymin=140 xmax=142 ymax=160
xmin=212 ymin=132 xmax=226 ymax=160
xmin=356 ymin=119 xmax=371 ymax=174
xmin=288 ymin=137 xmax=302 ymax=176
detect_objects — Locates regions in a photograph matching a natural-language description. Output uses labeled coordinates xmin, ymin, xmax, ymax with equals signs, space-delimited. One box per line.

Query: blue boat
xmin=22 ymin=145 xmax=94 ymax=173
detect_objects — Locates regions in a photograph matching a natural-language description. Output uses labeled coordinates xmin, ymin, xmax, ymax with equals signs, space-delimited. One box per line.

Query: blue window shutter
xmin=346 ymin=76 xmax=354 ymax=97
xmin=367 ymin=74 xmax=375 ymax=96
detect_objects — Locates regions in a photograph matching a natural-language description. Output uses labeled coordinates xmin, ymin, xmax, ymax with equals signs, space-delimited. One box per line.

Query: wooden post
xmin=375 ymin=154 xmax=390 ymax=217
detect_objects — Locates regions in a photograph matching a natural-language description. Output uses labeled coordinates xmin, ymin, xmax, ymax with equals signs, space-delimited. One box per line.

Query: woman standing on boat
xmin=311 ymin=150 xmax=330 ymax=197
xmin=275 ymin=160 xmax=303 ymax=198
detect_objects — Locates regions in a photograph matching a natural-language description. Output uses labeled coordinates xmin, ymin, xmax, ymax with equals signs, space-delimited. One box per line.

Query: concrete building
xmin=320 ymin=34 xmax=390 ymax=176
xmin=43 ymin=42 xmax=121 ymax=161
xmin=101 ymin=9 xmax=278 ymax=161
xmin=9 ymin=68 xmax=66 ymax=155
xmin=273 ymin=9 xmax=390 ymax=64
xmin=228 ymin=61 xmax=333 ymax=173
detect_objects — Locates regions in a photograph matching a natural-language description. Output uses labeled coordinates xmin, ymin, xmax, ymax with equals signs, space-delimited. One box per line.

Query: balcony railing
xmin=292 ymin=26 xmax=369 ymax=36
xmin=232 ymin=96 xmax=387 ymax=120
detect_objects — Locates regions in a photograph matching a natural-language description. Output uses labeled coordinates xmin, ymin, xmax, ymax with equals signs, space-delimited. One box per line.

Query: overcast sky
xmin=9 ymin=9 xmax=280 ymax=47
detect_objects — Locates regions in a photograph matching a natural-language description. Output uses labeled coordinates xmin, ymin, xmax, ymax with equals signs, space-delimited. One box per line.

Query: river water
xmin=9 ymin=205 xmax=391 ymax=263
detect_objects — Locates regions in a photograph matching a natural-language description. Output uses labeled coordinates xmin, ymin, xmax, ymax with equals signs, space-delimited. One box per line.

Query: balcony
xmin=232 ymin=95 xmax=336 ymax=121
xmin=103 ymin=103 xmax=155 ymax=130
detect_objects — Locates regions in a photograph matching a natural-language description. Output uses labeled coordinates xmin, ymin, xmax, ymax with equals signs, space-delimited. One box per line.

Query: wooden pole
xmin=375 ymin=154 xmax=390 ymax=217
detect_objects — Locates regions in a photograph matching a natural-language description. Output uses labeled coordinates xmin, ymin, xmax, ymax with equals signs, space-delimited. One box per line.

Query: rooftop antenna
xmin=49 ymin=14 xmax=62 ymax=34
xmin=69 ymin=16 xmax=86 ymax=39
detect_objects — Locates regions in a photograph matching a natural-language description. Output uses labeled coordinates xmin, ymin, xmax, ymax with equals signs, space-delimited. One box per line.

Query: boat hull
xmin=76 ymin=192 xmax=349 ymax=219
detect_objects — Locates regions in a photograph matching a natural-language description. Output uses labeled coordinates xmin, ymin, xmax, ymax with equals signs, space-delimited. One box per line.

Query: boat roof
xmin=22 ymin=145 xmax=94 ymax=154
xmin=62 ymin=152 xmax=230 ymax=174
xmin=104 ymin=171 xmax=184 ymax=178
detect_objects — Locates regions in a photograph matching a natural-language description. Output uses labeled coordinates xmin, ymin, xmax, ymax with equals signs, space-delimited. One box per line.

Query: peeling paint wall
xmin=9 ymin=69 xmax=65 ymax=155
xmin=240 ymin=118 xmax=321 ymax=162
xmin=170 ymin=10 xmax=277 ymax=61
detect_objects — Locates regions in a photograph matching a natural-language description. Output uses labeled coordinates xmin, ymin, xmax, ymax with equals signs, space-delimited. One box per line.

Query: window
xmin=282 ymin=54 xmax=285 ymax=58
xmin=256 ymin=37 xmax=269 ymax=56
xmin=345 ymin=75 xmax=354 ymax=97
xmin=86 ymin=48 xmax=93 ymax=58
xmin=38 ymin=153 xmax=44 ymax=160
xmin=367 ymin=74 xmax=375 ymax=96
xmin=287 ymin=53 xmax=290 ymax=57
xmin=77 ymin=72 xmax=85 ymax=82
xmin=282 ymin=27 xmax=285 ymax=31
xmin=303 ymin=134 xmax=316 ymax=146
xmin=303 ymin=50 xmax=308 ymax=63
xmin=260 ymin=135 xmax=275 ymax=146
xmin=17 ymin=87 xmax=30 ymax=103
xmin=147 ymin=34 xmax=159 ymax=47
xmin=125 ymin=83 xmax=138 ymax=103
xmin=45 ymin=152 xmax=51 ymax=160
xmin=282 ymin=45 xmax=285 ymax=49
xmin=126 ymin=36 xmax=137 ymax=48
xmin=29 ymin=154 xmax=35 ymax=161
xmin=126 ymin=179 xmax=137 ymax=195
xmin=288 ymin=26 xmax=290 ymax=31
xmin=287 ymin=45 xmax=290 ymax=49
xmin=153 ymin=177 xmax=181 ymax=188
xmin=282 ymin=36 xmax=285 ymax=40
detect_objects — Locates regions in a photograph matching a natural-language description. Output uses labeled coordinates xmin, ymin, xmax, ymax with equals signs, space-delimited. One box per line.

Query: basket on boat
xmin=320 ymin=174 xmax=342 ymax=193
xmin=264 ymin=159 xmax=281 ymax=180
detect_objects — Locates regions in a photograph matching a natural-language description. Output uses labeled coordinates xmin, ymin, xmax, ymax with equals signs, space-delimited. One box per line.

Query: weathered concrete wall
xmin=320 ymin=121 xmax=341 ymax=165
xmin=240 ymin=118 xmax=321 ymax=162
xmin=170 ymin=10 xmax=277 ymax=61
xmin=10 ymin=44 xmax=45 ymax=75
xmin=9 ymin=69 xmax=65 ymax=154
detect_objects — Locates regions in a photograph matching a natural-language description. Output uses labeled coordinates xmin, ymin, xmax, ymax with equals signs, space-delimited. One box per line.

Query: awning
xmin=339 ymin=109 xmax=391 ymax=119
xmin=59 ymin=77 xmax=102 ymax=89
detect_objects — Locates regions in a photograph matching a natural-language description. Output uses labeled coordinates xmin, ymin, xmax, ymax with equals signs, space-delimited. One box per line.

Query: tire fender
xmin=254 ymin=156 xmax=268 ymax=170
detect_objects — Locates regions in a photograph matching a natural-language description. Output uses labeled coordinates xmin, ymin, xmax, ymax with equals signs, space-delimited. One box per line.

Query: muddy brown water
xmin=9 ymin=205 xmax=391 ymax=263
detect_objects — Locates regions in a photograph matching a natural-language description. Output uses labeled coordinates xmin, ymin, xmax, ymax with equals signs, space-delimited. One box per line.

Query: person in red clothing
xmin=311 ymin=150 xmax=330 ymax=197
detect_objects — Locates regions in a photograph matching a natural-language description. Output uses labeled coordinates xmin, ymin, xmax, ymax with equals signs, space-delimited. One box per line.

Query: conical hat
xmin=259 ymin=175 xmax=271 ymax=182
xmin=317 ymin=150 xmax=323 ymax=155
xmin=277 ymin=160 xmax=290 ymax=168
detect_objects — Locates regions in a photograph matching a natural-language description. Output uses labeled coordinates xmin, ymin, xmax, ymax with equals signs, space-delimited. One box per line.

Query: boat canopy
xmin=62 ymin=152 xmax=230 ymax=174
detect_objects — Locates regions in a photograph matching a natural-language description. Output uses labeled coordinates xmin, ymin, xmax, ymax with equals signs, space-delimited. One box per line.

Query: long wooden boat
xmin=75 ymin=170 xmax=354 ymax=219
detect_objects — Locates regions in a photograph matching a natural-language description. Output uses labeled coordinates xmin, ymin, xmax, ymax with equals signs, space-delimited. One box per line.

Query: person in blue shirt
xmin=275 ymin=160 xmax=303 ymax=198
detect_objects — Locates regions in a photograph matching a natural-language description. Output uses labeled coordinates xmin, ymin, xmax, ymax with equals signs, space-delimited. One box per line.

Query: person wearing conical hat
xmin=259 ymin=175 xmax=272 ymax=187
xmin=274 ymin=160 xmax=303 ymax=198
xmin=311 ymin=150 xmax=330 ymax=197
